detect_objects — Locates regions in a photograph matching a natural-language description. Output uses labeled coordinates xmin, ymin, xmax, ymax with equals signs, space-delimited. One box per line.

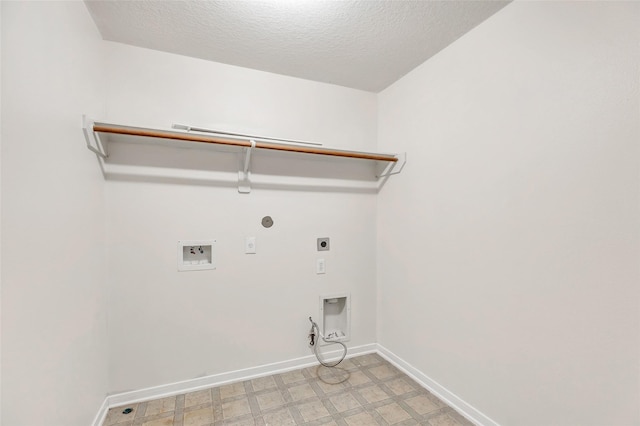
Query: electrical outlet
xmin=317 ymin=258 xmax=326 ymax=274
xmin=317 ymin=237 xmax=330 ymax=251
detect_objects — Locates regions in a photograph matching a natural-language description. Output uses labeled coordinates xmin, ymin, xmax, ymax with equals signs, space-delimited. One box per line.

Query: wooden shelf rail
xmin=92 ymin=123 xmax=399 ymax=163
xmin=83 ymin=117 xmax=406 ymax=193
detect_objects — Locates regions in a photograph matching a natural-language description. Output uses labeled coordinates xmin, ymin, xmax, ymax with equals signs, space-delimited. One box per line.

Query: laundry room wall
xmin=1 ymin=2 xmax=108 ymax=425
xmin=377 ymin=2 xmax=640 ymax=425
xmin=103 ymin=43 xmax=380 ymax=393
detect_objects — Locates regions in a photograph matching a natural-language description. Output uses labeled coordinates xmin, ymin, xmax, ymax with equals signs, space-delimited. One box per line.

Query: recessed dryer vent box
xmin=177 ymin=240 xmax=216 ymax=271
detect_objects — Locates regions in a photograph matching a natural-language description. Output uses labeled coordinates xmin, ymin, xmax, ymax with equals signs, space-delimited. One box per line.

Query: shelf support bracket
xmin=238 ymin=139 xmax=255 ymax=194
xmin=82 ymin=115 xmax=108 ymax=158
xmin=376 ymin=152 xmax=406 ymax=178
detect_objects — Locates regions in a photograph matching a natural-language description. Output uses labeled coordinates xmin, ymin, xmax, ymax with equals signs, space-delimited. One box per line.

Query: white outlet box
xmin=317 ymin=258 xmax=326 ymax=274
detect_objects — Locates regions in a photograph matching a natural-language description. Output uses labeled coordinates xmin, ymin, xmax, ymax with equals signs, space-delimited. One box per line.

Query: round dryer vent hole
xmin=261 ymin=216 xmax=274 ymax=228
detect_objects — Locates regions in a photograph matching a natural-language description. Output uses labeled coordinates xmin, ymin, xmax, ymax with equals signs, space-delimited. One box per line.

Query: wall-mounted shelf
xmin=83 ymin=116 xmax=406 ymax=193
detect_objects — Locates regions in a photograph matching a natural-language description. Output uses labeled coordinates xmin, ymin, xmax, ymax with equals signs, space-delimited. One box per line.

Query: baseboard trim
xmin=103 ymin=343 xmax=377 ymax=410
xmin=91 ymin=396 xmax=109 ymax=426
xmin=377 ymin=344 xmax=499 ymax=426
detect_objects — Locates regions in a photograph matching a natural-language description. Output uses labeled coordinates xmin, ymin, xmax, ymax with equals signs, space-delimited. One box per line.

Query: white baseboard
xmin=94 ymin=343 xmax=497 ymax=426
xmin=100 ymin=343 xmax=377 ymax=414
xmin=91 ymin=396 xmax=109 ymax=426
xmin=377 ymin=345 xmax=499 ymax=426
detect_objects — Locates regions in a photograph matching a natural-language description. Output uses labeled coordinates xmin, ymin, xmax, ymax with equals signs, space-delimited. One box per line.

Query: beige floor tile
xmin=220 ymin=382 xmax=246 ymax=400
xmin=386 ymin=378 xmax=416 ymax=395
xmin=429 ymin=394 xmax=449 ymax=409
xmin=346 ymin=370 xmax=371 ymax=386
xmin=141 ymin=416 xmax=174 ymax=426
xmin=405 ymin=394 xmax=440 ymax=415
xmin=355 ymin=354 xmax=380 ymax=366
xmin=261 ymin=408 xmax=296 ymax=426
xmin=183 ymin=407 xmax=214 ymax=426
xmin=345 ymin=411 xmax=376 ymax=426
xmin=104 ymin=354 xmax=469 ymax=426
xmin=450 ymin=413 xmax=475 ymax=426
xmin=298 ymin=399 xmax=330 ymax=422
xmin=336 ymin=358 xmax=358 ymax=370
xmin=377 ymin=402 xmax=412 ymax=424
xmin=358 ymin=384 xmax=390 ymax=404
xmin=222 ymin=397 xmax=251 ymax=419
xmin=250 ymin=375 xmax=277 ymax=392
xmin=288 ymin=382 xmax=317 ymax=401
xmin=104 ymin=405 xmax=138 ymax=425
xmin=303 ymin=366 xmax=319 ymax=379
xmin=317 ymin=366 xmax=350 ymax=386
xmin=184 ymin=389 xmax=211 ymax=407
xmin=224 ymin=416 xmax=257 ymax=426
xmin=329 ymin=392 xmax=361 ymax=412
xmin=369 ymin=364 xmax=398 ymax=380
xmin=428 ymin=413 xmax=463 ymax=426
xmin=256 ymin=390 xmax=285 ymax=411
xmin=279 ymin=369 xmax=306 ymax=384
xmin=145 ymin=396 xmax=176 ymax=416
xmin=106 ymin=421 xmax=132 ymax=426
xmin=315 ymin=376 xmax=347 ymax=394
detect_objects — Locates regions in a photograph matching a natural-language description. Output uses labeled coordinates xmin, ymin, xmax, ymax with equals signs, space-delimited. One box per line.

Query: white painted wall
xmin=1 ymin=2 xmax=108 ymax=425
xmin=0 ymin=2 xmax=3 ymax=421
xmin=377 ymin=2 xmax=640 ymax=425
xmin=0 ymin=2 xmax=3 ymax=422
xmin=103 ymin=44 xmax=379 ymax=393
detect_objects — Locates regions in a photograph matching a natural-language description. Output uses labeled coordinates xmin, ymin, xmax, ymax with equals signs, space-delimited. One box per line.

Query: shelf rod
xmin=172 ymin=124 xmax=323 ymax=147
xmin=93 ymin=123 xmax=398 ymax=163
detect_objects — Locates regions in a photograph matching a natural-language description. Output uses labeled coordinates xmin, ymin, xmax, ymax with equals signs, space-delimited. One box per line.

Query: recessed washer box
xmin=319 ymin=293 xmax=350 ymax=343
xmin=177 ymin=240 xmax=216 ymax=271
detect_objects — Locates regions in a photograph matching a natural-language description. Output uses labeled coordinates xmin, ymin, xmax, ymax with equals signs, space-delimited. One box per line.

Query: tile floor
xmin=103 ymin=353 xmax=474 ymax=426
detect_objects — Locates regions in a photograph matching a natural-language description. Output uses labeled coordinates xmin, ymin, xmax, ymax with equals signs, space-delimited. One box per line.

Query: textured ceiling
xmin=85 ymin=0 xmax=510 ymax=92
